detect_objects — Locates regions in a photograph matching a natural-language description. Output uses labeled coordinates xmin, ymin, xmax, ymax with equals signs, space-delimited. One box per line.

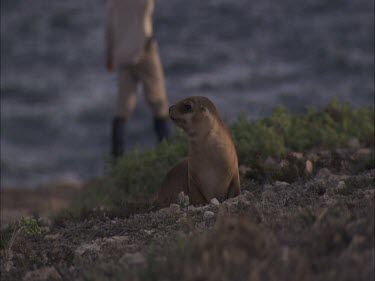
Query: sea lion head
xmin=169 ymin=96 xmax=221 ymax=137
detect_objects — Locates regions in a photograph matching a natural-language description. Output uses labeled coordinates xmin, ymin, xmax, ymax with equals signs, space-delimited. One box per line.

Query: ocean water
xmin=1 ymin=0 xmax=374 ymax=187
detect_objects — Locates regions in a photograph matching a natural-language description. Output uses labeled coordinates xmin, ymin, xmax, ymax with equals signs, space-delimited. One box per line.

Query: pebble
xmin=103 ymin=236 xmax=129 ymax=243
xmin=75 ymin=242 xmax=101 ymax=256
xmin=169 ymin=204 xmax=180 ymax=213
xmin=203 ymin=211 xmax=215 ymax=221
xmin=122 ymin=252 xmax=145 ymax=265
xmin=305 ymin=160 xmax=313 ymax=174
xmin=44 ymin=234 xmax=60 ymax=241
xmin=210 ymin=198 xmax=220 ymax=206
xmin=177 ymin=192 xmax=189 ymax=207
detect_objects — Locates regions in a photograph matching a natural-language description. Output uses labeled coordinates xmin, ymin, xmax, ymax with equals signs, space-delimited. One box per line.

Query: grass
xmin=60 ymin=99 xmax=374 ymax=219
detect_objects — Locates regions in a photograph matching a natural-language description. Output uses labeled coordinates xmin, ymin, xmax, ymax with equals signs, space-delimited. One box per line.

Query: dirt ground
xmin=1 ymin=179 xmax=84 ymax=229
xmin=1 ymin=148 xmax=374 ymax=281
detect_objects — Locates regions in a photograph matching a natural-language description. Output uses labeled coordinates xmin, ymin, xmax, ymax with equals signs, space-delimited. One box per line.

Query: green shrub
xmin=69 ymin=99 xmax=373 ymax=216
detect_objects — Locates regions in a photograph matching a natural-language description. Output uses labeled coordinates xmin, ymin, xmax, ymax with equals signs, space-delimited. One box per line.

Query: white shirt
xmin=107 ymin=0 xmax=154 ymax=65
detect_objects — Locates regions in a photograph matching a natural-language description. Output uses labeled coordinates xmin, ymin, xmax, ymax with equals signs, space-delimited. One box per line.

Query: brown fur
xmin=157 ymin=96 xmax=240 ymax=206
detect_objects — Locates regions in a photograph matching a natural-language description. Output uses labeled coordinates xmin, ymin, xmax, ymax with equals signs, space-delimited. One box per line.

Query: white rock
xmin=337 ymin=181 xmax=346 ymax=190
xmin=203 ymin=211 xmax=215 ymax=221
xmin=316 ymin=168 xmax=332 ymax=179
xmin=75 ymin=242 xmax=101 ymax=256
xmin=305 ymin=160 xmax=313 ymax=174
xmin=210 ymin=198 xmax=220 ymax=206
xmin=177 ymin=192 xmax=189 ymax=207
xmin=123 ymin=252 xmax=145 ymax=265
xmin=348 ymin=137 xmax=360 ymax=149
xmin=275 ymin=181 xmax=289 ymax=187
xmin=103 ymin=236 xmax=129 ymax=243
xmin=169 ymin=204 xmax=180 ymax=212
xmin=291 ymin=152 xmax=304 ymax=159
xmin=44 ymin=234 xmax=60 ymax=241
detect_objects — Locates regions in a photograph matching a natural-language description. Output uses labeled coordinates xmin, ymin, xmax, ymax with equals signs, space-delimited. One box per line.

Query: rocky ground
xmin=1 ymin=147 xmax=374 ymax=281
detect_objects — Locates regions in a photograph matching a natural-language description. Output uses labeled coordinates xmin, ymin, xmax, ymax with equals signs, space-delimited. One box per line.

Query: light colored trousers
xmin=115 ymin=39 xmax=169 ymax=120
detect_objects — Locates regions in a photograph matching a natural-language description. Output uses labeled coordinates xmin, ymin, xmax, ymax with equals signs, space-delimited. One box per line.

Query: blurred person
xmin=106 ymin=0 xmax=171 ymax=157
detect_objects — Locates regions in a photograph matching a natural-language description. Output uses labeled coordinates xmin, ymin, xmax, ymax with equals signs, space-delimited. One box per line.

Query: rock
xmin=122 ymin=252 xmax=145 ymax=265
xmin=44 ymin=234 xmax=60 ymax=241
xmin=275 ymin=181 xmax=289 ymax=187
xmin=103 ymin=236 xmax=129 ymax=243
xmin=356 ymin=148 xmax=371 ymax=156
xmin=210 ymin=198 xmax=220 ymax=206
xmin=281 ymin=247 xmax=290 ymax=263
xmin=143 ymin=230 xmax=154 ymax=235
xmin=38 ymin=217 xmax=52 ymax=227
xmin=187 ymin=205 xmax=196 ymax=211
xmin=348 ymin=137 xmax=360 ymax=149
xmin=203 ymin=211 xmax=215 ymax=222
xmin=264 ymin=156 xmax=278 ymax=167
xmin=291 ymin=152 xmax=304 ymax=159
xmin=351 ymin=235 xmax=366 ymax=246
xmin=305 ymin=160 xmax=313 ymax=174
xmin=316 ymin=168 xmax=332 ymax=179
xmin=177 ymin=192 xmax=189 ymax=207
xmin=23 ymin=266 xmax=62 ymax=281
xmin=169 ymin=204 xmax=180 ymax=213
xmin=239 ymin=165 xmax=251 ymax=175
xmin=75 ymin=242 xmax=101 ymax=256
xmin=4 ymin=261 xmax=13 ymax=272
xmin=336 ymin=181 xmax=346 ymax=190
xmin=241 ymin=190 xmax=256 ymax=201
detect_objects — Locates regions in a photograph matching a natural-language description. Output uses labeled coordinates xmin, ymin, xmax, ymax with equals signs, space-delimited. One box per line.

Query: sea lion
xmin=157 ymin=96 xmax=240 ymax=206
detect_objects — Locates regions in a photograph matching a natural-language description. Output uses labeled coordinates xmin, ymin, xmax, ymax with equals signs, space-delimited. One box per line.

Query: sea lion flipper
xmin=157 ymin=158 xmax=188 ymax=206
xmin=227 ymin=174 xmax=241 ymax=199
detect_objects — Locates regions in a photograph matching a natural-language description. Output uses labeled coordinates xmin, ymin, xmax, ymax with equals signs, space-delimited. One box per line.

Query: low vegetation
xmin=70 ymin=99 xmax=374 ymax=215
xmin=1 ymin=99 xmax=374 ymax=281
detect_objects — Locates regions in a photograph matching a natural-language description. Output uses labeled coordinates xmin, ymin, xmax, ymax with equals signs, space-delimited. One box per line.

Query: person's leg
xmin=137 ymin=39 xmax=171 ymax=142
xmin=112 ymin=66 xmax=138 ymax=157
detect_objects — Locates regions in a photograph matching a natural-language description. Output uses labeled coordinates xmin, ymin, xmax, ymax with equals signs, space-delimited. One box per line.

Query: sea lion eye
xmin=184 ymin=103 xmax=192 ymax=112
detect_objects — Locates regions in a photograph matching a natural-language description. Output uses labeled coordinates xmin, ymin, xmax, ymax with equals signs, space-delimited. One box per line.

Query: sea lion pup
xmin=157 ymin=96 xmax=240 ymax=206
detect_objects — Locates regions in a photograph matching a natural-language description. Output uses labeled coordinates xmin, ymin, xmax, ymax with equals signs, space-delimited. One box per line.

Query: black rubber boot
xmin=154 ymin=117 xmax=171 ymax=142
xmin=111 ymin=117 xmax=126 ymax=157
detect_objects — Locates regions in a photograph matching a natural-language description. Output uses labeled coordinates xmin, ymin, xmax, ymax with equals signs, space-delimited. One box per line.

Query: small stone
xmin=123 ymin=252 xmax=145 ymax=265
xmin=351 ymin=235 xmax=366 ymax=246
xmin=103 ymin=236 xmax=129 ymax=243
xmin=177 ymin=192 xmax=189 ymax=207
xmin=4 ymin=261 xmax=13 ymax=272
xmin=356 ymin=148 xmax=371 ymax=155
xmin=241 ymin=190 xmax=256 ymax=201
xmin=264 ymin=156 xmax=278 ymax=167
xmin=291 ymin=152 xmax=304 ymax=159
xmin=210 ymin=198 xmax=220 ymax=206
xmin=239 ymin=165 xmax=251 ymax=175
xmin=316 ymin=168 xmax=332 ymax=179
xmin=169 ymin=204 xmax=180 ymax=213
xmin=336 ymin=181 xmax=345 ymax=189
xmin=203 ymin=211 xmax=215 ymax=221
xmin=44 ymin=234 xmax=60 ymax=241
xmin=281 ymin=247 xmax=289 ymax=263
xmin=143 ymin=230 xmax=154 ymax=235
xmin=75 ymin=242 xmax=101 ymax=256
xmin=348 ymin=137 xmax=360 ymax=149
xmin=187 ymin=205 xmax=196 ymax=211
xmin=275 ymin=181 xmax=289 ymax=187
xmin=305 ymin=160 xmax=313 ymax=174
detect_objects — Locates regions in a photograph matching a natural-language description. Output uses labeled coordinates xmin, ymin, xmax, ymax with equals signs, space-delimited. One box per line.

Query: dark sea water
xmin=1 ymin=0 xmax=374 ymax=187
